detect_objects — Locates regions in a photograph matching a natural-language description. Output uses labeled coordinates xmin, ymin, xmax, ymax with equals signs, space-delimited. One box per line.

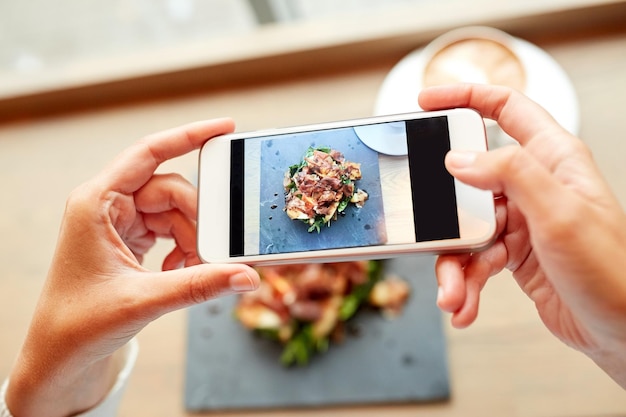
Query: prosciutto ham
xmin=235 ymin=261 xmax=410 ymax=366
xmin=284 ymin=147 xmax=368 ymax=233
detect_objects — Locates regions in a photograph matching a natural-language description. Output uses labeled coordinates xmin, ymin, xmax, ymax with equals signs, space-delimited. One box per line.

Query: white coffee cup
xmin=416 ymin=26 xmax=528 ymax=148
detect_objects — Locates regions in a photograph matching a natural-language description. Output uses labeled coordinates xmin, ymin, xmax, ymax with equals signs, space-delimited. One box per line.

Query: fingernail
xmin=229 ymin=271 xmax=258 ymax=292
xmin=447 ymin=151 xmax=477 ymax=169
xmin=437 ymin=286 xmax=444 ymax=304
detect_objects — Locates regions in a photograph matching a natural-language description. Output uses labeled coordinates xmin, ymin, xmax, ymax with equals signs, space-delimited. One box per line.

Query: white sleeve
xmin=0 ymin=381 xmax=11 ymax=417
xmin=1 ymin=339 xmax=138 ymax=417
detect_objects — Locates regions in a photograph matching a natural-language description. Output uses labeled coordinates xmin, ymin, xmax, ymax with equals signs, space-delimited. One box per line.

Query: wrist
xmin=5 ymin=351 xmax=121 ymax=417
xmin=589 ymin=344 xmax=626 ymax=390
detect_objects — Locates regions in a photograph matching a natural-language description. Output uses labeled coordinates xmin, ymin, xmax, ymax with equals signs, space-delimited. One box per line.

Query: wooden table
xmin=1 ymin=10 xmax=625 ymax=417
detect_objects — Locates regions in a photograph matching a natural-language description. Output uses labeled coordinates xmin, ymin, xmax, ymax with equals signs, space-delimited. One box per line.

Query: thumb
xmin=138 ymin=263 xmax=260 ymax=318
xmin=445 ymin=146 xmax=571 ymax=230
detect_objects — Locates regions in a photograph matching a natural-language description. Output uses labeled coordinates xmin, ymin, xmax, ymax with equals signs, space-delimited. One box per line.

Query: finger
xmin=435 ymin=254 xmax=469 ymax=313
xmin=436 ymin=196 xmax=508 ymax=321
xmin=163 ymin=246 xmax=184 ymax=271
xmin=142 ymin=210 xmax=197 ymax=258
xmin=449 ymin=240 xmax=508 ymax=328
xmin=125 ymin=230 xmax=157 ymax=261
xmin=450 ymin=278 xmax=481 ymax=329
xmin=445 ymin=146 xmax=572 ymax=229
xmin=162 ymin=245 xmax=201 ymax=271
xmin=494 ymin=196 xmax=508 ymax=237
xmin=137 ymin=263 xmax=260 ymax=317
xmin=418 ymin=84 xmax=567 ymax=146
xmin=100 ymin=118 xmax=235 ymax=194
xmin=134 ymin=173 xmax=198 ymax=221
xmin=435 ymin=252 xmax=481 ymax=328
xmin=500 ymin=201 xmax=532 ymax=272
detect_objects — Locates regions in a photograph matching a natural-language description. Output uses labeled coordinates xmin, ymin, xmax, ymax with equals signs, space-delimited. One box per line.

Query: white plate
xmin=373 ymin=36 xmax=580 ymax=148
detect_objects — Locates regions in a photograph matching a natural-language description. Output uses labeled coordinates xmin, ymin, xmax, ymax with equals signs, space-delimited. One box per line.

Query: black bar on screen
xmin=229 ymin=139 xmax=245 ymax=257
xmin=405 ymin=117 xmax=460 ymax=242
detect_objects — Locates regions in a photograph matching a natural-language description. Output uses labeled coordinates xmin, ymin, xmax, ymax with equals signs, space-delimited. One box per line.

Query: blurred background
xmin=1 ymin=1 xmax=626 ymax=416
xmin=3 ymin=0 xmax=429 ymax=74
xmin=1 ymin=0 xmax=438 ymax=107
xmin=3 ymin=0 xmax=624 ymax=119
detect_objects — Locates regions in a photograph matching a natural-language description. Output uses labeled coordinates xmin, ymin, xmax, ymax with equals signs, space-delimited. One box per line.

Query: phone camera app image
xmin=255 ymin=127 xmax=388 ymax=255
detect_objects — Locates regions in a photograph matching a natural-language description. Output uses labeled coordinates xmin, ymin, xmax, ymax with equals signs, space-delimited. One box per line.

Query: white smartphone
xmin=198 ymin=109 xmax=496 ymax=265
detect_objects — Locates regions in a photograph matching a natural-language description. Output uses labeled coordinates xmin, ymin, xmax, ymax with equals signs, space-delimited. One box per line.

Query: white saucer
xmin=353 ymin=122 xmax=408 ymax=156
xmin=373 ymin=36 xmax=580 ymax=147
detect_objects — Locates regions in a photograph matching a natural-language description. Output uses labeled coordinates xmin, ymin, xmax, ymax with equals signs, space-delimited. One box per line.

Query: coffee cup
xmin=417 ymin=27 xmax=527 ymax=147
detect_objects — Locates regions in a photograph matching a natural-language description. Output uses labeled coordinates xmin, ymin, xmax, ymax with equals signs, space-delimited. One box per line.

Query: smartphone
xmin=197 ymin=109 xmax=495 ymax=265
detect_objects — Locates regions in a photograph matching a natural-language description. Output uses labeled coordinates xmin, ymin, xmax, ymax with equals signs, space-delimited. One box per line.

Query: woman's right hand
xmin=419 ymin=84 xmax=626 ymax=388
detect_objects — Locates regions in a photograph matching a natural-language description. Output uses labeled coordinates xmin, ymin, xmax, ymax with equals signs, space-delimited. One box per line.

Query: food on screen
xmin=283 ymin=146 xmax=369 ymax=233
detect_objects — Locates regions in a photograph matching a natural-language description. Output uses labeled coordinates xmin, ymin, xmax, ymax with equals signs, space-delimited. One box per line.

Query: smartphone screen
xmin=227 ymin=116 xmax=460 ymax=257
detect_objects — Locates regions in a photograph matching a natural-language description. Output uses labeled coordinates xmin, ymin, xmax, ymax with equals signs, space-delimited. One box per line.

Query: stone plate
xmin=184 ymin=256 xmax=450 ymax=411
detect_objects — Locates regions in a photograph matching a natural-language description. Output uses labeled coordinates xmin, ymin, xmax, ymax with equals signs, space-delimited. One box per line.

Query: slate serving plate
xmin=184 ymin=256 xmax=450 ymax=411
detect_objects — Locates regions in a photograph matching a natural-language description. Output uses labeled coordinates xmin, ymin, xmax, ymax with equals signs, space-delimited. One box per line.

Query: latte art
xmin=423 ymin=38 xmax=526 ymax=92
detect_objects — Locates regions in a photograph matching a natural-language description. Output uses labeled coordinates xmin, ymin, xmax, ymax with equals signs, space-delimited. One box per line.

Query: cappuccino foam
xmin=423 ymin=38 xmax=526 ymax=91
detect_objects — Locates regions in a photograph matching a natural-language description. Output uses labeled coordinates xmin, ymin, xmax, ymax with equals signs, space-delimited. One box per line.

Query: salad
xmin=235 ymin=261 xmax=410 ymax=366
xmin=283 ymin=146 xmax=368 ymax=233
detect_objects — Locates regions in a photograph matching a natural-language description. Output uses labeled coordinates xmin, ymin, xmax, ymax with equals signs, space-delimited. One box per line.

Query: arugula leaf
xmin=289 ymin=146 xmax=332 ymax=179
xmin=339 ymin=260 xmax=383 ymax=321
xmin=278 ymin=261 xmax=384 ymax=367
xmin=289 ymin=164 xmax=302 ymax=177
xmin=254 ymin=328 xmax=280 ymax=341
xmin=280 ymin=325 xmax=316 ymax=366
xmin=315 ymin=146 xmax=332 ymax=154
xmin=306 ymin=216 xmax=327 ymax=233
xmin=337 ymin=197 xmax=350 ymax=213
